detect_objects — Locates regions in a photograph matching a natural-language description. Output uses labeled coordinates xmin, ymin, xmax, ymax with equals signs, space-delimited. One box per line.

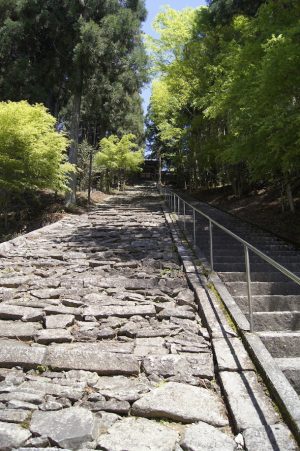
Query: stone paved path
xmin=0 ymin=187 xmax=297 ymax=450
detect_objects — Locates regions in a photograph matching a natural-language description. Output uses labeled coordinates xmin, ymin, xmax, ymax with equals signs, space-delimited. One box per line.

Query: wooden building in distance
xmin=141 ymin=159 xmax=159 ymax=181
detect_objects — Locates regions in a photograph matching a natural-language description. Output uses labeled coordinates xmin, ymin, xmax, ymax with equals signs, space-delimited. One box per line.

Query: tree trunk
xmin=286 ymin=182 xmax=295 ymax=213
xmin=3 ymin=191 xmax=8 ymax=230
xmin=158 ymin=148 xmax=162 ymax=186
xmin=65 ymin=85 xmax=82 ymax=206
xmin=87 ymin=126 xmax=97 ymax=205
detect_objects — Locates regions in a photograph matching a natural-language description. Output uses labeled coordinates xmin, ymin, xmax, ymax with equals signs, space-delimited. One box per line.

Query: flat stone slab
xmin=36 ymin=329 xmax=73 ymax=344
xmin=30 ymin=407 xmax=97 ymax=449
xmin=142 ymin=354 xmax=214 ymax=379
xmin=0 ymin=277 xmax=30 ymax=288
xmin=44 ymin=344 xmax=140 ymax=375
xmin=131 ymin=382 xmax=228 ymax=426
xmin=0 ymin=321 xmax=42 ymax=339
xmin=0 ymin=340 xmax=46 ymax=369
xmin=180 ymin=422 xmax=236 ymax=451
xmin=18 ymin=380 xmax=83 ymax=401
xmin=0 ymin=409 xmax=30 ymax=423
xmin=0 ymin=304 xmax=43 ymax=321
xmin=95 ymin=376 xmax=151 ymax=401
xmin=157 ymin=307 xmax=195 ymax=320
xmin=243 ymin=423 xmax=298 ymax=450
xmin=134 ymin=337 xmax=168 ymax=356
xmin=0 ymin=421 xmax=31 ymax=450
xmin=219 ymin=371 xmax=280 ymax=431
xmin=213 ymin=338 xmax=255 ymax=372
xmin=45 ymin=314 xmax=75 ymax=329
xmin=84 ymin=305 xmax=156 ymax=318
xmin=97 ymin=417 xmax=179 ymax=451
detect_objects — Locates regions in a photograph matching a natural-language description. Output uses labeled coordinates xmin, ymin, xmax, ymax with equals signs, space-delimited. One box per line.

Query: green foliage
xmin=0 ymin=101 xmax=72 ymax=194
xmin=94 ymin=133 xmax=144 ymax=191
xmin=147 ymin=0 xmax=300 ymax=204
xmin=0 ymin=1 xmax=148 ymax=202
xmin=95 ymin=134 xmax=144 ymax=174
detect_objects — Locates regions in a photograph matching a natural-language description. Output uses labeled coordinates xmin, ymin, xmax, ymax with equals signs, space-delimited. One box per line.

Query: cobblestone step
xmin=0 ymin=187 xmax=297 ymax=450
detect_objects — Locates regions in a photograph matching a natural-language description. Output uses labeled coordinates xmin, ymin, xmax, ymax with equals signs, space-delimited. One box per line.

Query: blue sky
xmin=141 ymin=0 xmax=207 ymax=113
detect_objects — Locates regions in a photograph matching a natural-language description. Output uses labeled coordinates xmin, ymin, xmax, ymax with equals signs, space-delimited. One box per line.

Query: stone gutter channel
xmin=0 ymin=186 xmax=297 ymax=450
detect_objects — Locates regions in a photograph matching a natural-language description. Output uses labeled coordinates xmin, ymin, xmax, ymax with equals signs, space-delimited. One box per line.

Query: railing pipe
xmin=209 ymin=220 xmax=214 ymax=272
xmin=193 ymin=209 xmax=196 ymax=245
xmin=245 ymin=246 xmax=254 ymax=332
xmin=161 ymin=188 xmax=300 ymax=288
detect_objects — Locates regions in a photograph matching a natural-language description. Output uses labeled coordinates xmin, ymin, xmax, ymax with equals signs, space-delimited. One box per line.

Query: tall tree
xmin=0 ymin=0 xmax=148 ymax=203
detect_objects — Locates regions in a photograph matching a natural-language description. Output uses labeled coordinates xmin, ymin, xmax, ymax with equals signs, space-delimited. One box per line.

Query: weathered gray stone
xmin=0 ymin=340 xmax=46 ymax=369
xmin=0 ymin=321 xmax=42 ymax=339
xmin=97 ymin=417 xmax=179 ymax=451
xmin=39 ymin=399 xmax=63 ymax=411
xmin=31 ymin=288 xmax=62 ymax=299
xmin=36 ymin=328 xmax=73 ymax=344
xmin=157 ymin=307 xmax=195 ymax=320
xmin=62 ymin=299 xmax=85 ymax=308
xmin=132 ymin=382 xmax=228 ymax=426
xmin=0 ymin=409 xmax=30 ymax=423
xmin=97 ymin=327 xmax=116 ymax=339
xmin=30 ymin=407 xmax=97 ymax=449
xmin=21 ymin=435 xmax=50 ymax=448
xmin=17 ymin=380 xmax=84 ymax=401
xmin=95 ymin=412 xmax=120 ymax=435
xmin=44 ymin=344 xmax=140 ymax=375
xmin=45 ymin=314 xmax=75 ymax=329
xmin=81 ymin=398 xmax=130 ymax=414
xmin=176 ymin=289 xmax=195 ymax=307
xmin=95 ymin=376 xmax=151 ymax=401
xmin=0 ymin=277 xmax=30 ymax=288
xmin=0 ymin=421 xmax=31 ymax=450
xmin=0 ymin=391 xmax=44 ymax=404
xmin=136 ymin=327 xmax=173 ymax=338
xmin=142 ymin=354 xmax=214 ymax=379
xmin=8 ymin=399 xmax=39 ymax=410
xmin=213 ymin=338 xmax=255 ymax=372
xmin=181 ymin=422 xmax=236 ymax=451
xmin=243 ymin=424 xmax=298 ymax=450
xmin=0 ymin=304 xmax=43 ymax=321
xmin=44 ymin=305 xmax=82 ymax=317
xmin=134 ymin=337 xmax=168 ymax=356
xmin=84 ymin=305 xmax=156 ymax=319
xmin=219 ymin=371 xmax=280 ymax=431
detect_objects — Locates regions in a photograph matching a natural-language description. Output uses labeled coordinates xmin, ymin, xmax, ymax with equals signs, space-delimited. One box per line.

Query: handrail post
xmin=173 ymin=194 xmax=176 ymax=213
xmin=209 ymin=220 xmax=214 ymax=272
xmin=183 ymin=202 xmax=186 ymax=230
xmin=193 ymin=209 xmax=196 ymax=245
xmin=245 ymin=246 xmax=254 ymax=332
xmin=178 ymin=196 xmax=180 ymax=220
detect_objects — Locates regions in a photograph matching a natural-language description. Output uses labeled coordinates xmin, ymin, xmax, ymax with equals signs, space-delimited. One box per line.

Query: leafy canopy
xmin=0 ymin=101 xmax=73 ymax=193
xmin=95 ymin=134 xmax=144 ymax=173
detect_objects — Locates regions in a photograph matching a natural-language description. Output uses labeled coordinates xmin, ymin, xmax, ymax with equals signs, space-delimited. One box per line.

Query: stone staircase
xmin=182 ymin=199 xmax=300 ymax=396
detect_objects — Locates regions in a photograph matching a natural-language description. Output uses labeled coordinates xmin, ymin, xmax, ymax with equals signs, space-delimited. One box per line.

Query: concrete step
xmin=219 ymin=272 xmax=300 ymax=283
xmin=275 ymin=357 xmax=300 ymax=395
xmin=210 ymin=249 xmax=298 ymax=257
xmin=213 ymin=262 xmax=300 ymax=272
xmin=249 ymin=311 xmax=300 ymax=331
xmin=259 ymin=331 xmax=300 ymax=358
xmin=234 ymin=295 xmax=300 ymax=313
xmin=226 ymin=281 xmax=300 ymax=297
xmin=212 ymin=255 xmax=300 ymax=264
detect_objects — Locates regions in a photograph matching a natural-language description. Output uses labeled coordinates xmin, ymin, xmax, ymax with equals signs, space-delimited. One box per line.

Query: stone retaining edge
xmin=160 ymin=201 xmax=300 ymax=444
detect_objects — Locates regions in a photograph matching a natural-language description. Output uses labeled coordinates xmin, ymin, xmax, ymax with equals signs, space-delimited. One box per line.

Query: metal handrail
xmin=160 ymin=186 xmax=300 ymax=332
